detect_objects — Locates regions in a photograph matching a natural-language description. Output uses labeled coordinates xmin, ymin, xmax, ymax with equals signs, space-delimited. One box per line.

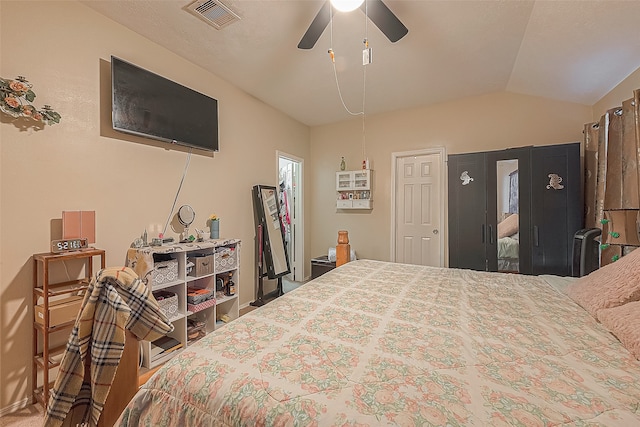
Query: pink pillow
xmin=566 ymin=247 xmax=640 ymax=317
xmin=597 ymin=301 xmax=640 ymax=360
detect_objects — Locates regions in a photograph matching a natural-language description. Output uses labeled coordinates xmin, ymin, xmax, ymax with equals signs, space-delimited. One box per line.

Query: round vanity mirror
xmin=177 ymin=205 xmax=195 ymax=227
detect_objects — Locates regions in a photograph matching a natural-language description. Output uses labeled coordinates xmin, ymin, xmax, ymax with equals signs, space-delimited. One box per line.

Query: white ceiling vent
xmin=186 ymin=0 xmax=240 ymax=30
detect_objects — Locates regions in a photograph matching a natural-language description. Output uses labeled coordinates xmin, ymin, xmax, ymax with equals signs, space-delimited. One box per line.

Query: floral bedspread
xmin=117 ymin=260 xmax=640 ymax=426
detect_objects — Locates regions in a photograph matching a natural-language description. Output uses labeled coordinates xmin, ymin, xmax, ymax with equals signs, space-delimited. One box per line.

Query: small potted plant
xmin=207 ymin=214 xmax=219 ymax=239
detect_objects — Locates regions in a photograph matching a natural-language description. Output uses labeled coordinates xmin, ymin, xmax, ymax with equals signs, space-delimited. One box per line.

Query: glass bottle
xmin=226 ymin=272 xmax=235 ymax=296
xmin=340 ymin=157 xmax=346 ymax=171
xmin=226 ymin=278 xmax=236 ymax=296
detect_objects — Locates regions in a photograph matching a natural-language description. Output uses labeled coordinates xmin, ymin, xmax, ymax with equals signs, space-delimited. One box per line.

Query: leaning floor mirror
xmin=252 ymin=184 xmax=290 ymax=279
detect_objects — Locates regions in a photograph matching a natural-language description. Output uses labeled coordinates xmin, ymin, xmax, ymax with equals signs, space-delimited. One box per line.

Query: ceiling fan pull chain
xmin=328 ymin=49 xmax=335 ymax=63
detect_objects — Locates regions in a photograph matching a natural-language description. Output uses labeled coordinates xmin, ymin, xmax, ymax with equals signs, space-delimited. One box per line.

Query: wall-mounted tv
xmin=111 ymin=56 xmax=219 ymax=152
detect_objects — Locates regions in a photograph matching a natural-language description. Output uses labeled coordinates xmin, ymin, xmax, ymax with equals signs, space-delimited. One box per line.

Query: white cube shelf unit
xmin=131 ymin=239 xmax=241 ymax=369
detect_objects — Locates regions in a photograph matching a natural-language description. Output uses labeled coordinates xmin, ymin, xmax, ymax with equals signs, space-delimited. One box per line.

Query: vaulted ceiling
xmin=83 ymin=0 xmax=640 ymax=127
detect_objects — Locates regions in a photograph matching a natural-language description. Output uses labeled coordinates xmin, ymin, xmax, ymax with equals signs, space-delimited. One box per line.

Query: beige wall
xmin=593 ymin=66 xmax=640 ymax=119
xmin=0 ymin=1 xmax=309 ymax=411
xmin=309 ymin=92 xmax=593 ymax=262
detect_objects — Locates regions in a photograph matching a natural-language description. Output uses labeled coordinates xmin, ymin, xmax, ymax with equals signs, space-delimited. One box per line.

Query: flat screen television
xmin=111 ymin=56 xmax=219 ymax=152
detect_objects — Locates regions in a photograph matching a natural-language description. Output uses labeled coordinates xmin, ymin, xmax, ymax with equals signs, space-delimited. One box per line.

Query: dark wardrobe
xmin=448 ymin=143 xmax=583 ymax=276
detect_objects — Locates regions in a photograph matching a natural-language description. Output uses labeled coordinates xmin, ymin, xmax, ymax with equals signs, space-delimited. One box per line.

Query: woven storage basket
xmin=152 ymin=259 xmax=179 ymax=286
xmin=153 ymin=290 xmax=178 ymax=319
xmin=214 ymin=248 xmax=237 ymax=272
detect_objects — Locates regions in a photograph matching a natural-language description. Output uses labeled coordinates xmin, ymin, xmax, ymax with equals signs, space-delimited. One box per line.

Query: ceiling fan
xmin=297 ymin=0 xmax=408 ymax=50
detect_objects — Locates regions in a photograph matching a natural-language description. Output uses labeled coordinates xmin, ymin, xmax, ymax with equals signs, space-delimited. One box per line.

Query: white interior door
xmin=392 ymin=150 xmax=444 ymax=266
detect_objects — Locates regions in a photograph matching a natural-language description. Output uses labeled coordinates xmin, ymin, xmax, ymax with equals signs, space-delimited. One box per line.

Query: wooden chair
xmin=97 ymin=330 xmax=139 ymax=427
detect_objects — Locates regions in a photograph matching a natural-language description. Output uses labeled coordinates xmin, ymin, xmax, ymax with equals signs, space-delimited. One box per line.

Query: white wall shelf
xmin=336 ymin=170 xmax=373 ymax=210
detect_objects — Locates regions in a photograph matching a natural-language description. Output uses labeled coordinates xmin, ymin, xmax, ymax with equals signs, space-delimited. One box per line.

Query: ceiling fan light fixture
xmin=330 ymin=0 xmax=364 ymax=12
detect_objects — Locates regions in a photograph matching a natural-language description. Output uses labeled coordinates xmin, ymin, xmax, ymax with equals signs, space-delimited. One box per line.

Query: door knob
xmin=433 ymin=229 xmax=439 ymax=235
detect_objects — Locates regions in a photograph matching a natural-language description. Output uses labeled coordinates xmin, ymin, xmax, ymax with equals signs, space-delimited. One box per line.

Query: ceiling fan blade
xmin=298 ymin=1 xmax=331 ymax=49
xmin=361 ymin=0 xmax=408 ymax=43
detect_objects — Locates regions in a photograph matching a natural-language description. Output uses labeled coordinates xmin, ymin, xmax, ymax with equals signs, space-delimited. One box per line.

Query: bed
xmin=497 ymin=214 xmax=519 ymax=271
xmin=117 ymin=259 xmax=640 ymax=426
xmin=497 ymin=235 xmax=519 ymax=271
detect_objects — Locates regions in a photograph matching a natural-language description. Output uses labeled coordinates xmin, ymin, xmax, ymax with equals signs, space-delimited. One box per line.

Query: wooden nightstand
xmin=311 ymin=256 xmax=336 ymax=279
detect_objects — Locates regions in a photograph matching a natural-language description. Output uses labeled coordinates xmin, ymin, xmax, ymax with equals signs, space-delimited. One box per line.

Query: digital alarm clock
xmin=51 ymin=238 xmax=89 ymax=253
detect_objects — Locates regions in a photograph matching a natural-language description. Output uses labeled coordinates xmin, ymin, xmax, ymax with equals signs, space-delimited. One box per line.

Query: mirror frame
xmin=487 ymin=148 xmax=532 ymax=274
xmin=252 ymin=184 xmax=291 ymax=279
xmin=177 ymin=204 xmax=195 ymax=226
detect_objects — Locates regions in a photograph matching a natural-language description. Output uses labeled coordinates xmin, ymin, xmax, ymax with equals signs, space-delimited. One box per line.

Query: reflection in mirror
xmin=496 ymin=159 xmax=519 ymax=272
xmin=261 ymin=187 xmax=289 ymax=276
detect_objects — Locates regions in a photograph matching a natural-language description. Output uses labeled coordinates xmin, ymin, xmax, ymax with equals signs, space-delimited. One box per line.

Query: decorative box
xmin=187 ymin=328 xmax=206 ymax=344
xmin=214 ymin=247 xmax=237 ymax=272
xmin=187 ymin=318 xmax=206 ymax=342
xmin=187 ymin=287 xmax=214 ymax=304
xmin=187 ymin=298 xmax=216 ymax=313
xmin=35 ymin=295 xmax=83 ymax=327
xmin=188 ymin=255 xmax=214 ymax=277
xmin=153 ymin=290 xmax=178 ymax=319
xmin=152 ymin=259 xmax=178 ymax=286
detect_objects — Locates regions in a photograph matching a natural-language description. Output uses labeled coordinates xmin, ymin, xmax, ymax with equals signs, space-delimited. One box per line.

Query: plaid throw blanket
xmin=125 ymin=248 xmax=154 ymax=287
xmin=44 ymin=266 xmax=173 ymax=427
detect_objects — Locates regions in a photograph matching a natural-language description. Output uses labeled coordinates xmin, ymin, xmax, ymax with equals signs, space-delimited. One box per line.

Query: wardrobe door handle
xmin=489 ymin=224 xmax=494 ymax=245
xmin=533 ymin=225 xmax=539 ymax=247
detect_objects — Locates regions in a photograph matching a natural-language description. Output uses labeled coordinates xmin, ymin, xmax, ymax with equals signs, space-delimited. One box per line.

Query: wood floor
xmin=239 ymin=305 xmax=257 ymax=316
